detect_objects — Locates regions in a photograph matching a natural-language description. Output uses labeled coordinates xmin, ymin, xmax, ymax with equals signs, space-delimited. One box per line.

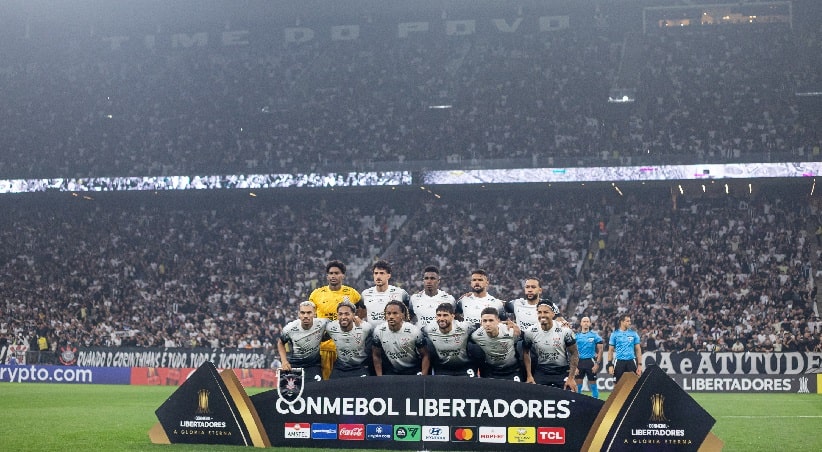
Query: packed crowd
xmin=385 ymin=189 xmax=597 ymax=299
xmin=0 ymin=193 xmax=409 ymax=356
xmin=582 ymin=192 xmax=821 ymax=355
xmin=625 ymin=24 xmax=822 ymax=164
xmin=2 ymin=1 xmax=821 ymax=365
xmin=1 ymin=5 xmax=821 ymax=179
xmin=2 ymin=187 xmax=820 ymax=364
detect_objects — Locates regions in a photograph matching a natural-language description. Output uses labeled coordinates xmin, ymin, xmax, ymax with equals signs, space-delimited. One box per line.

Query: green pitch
xmin=0 ymin=383 xmax=820 ymax=451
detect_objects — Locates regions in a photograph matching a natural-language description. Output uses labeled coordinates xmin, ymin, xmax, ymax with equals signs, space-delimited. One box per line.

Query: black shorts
xmin=330 ymin=367 xmax=369 ymax=379
xmin=614 ymin=359 xmax=637 ymax=382
xmin=576 ymin=358 xmax=598 ymax=380
xmin=383 ymin=364 xmax=422 ymax=376
xmin=532 ymin=371 xmax=568 ymax=389
xmin=481 ymin=365 xmax=522 ymax=382
xmin=433 ymin=366 xmax=477 ymax=377
xmin=290 ymin=364 xmax=323 ymax=382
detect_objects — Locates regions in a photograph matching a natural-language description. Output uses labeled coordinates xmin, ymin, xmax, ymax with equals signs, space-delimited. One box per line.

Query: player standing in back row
xmin=358 ymin=260 xmax=410 ymax=327
xmin=456 ymin=270 xmax=505 ymax=325
xmin=506 ymin=277 xmax=569 ymax=331
xmin=409 ymin=266 xmax=456 ymax=330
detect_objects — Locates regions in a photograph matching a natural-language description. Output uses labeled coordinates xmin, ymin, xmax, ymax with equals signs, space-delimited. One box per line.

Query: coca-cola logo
xmin=338 ymin=424 xmax=365 ymax=440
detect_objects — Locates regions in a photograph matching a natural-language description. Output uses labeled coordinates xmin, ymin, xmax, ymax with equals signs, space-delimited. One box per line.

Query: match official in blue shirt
xmin=606 ymin=314 xmax=642 ymax=382
xmin=574 ymin=316 xmax=603 ymax=398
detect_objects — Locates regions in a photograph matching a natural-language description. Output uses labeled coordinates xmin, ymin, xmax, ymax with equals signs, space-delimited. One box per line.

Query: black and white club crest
xmin=276 ymin=368 xmax=305 ymax=404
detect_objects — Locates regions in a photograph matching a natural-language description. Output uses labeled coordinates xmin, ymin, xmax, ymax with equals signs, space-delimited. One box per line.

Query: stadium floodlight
xmin=608 ymin=88 xmax=635 ymax=103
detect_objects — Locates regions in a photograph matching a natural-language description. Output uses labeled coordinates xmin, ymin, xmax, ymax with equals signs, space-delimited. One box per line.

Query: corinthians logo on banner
xmin=276 ymin=368 xmax=304 ymax=404
xmin=58 ymin=344 xmax=78 ymax=366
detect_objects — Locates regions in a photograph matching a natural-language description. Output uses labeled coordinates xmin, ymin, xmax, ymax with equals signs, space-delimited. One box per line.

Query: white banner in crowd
xmin=1 ymin=162 xmax=819 ymax=195
xmin=0 ymin=171 xmax=412 ymax=194
xmin=422 ymin=162 xmax=822 ymax=185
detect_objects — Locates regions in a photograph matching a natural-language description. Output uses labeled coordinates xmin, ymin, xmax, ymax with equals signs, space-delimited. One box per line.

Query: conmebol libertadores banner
xmin=151 ymin=363 xmax=727 ymax=450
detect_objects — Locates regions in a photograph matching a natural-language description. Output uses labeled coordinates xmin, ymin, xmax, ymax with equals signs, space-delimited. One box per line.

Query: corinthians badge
xmin=277 ymin=368 xmax=305 ymax=404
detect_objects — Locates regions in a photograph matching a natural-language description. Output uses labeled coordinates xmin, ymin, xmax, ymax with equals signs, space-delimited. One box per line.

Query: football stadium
xmin=1 ymin=0 xmax=821 ymax=451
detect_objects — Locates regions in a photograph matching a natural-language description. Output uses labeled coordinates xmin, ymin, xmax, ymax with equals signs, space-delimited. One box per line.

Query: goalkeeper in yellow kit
xmin=309 ymin=260 xmax=362 ymax=380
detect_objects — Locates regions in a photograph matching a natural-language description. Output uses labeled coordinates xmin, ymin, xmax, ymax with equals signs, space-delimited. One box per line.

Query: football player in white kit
xmin=277 ymin=301 xmax=330 ymax=381
xmin=522 ymin=299 xmax=579 ymax=390
xmin=409 ymin=266 xmax=456 ymax=330
xmin=423 ymin=303 xmax=481 ymax=376
xmin=455 ymin=269 xmax=505 ymax=325
xmin=324 ymin=301 xmax=373 ymax=378
xmin=358 ymin=260 xmax=410 ymax=327
xmin=372 ymin=300 xmax=430 ymax=375
xmin=505 ymin=277 xmax=567 ymax=331
xmin=471 ymin=307 xmax=522 ymax=381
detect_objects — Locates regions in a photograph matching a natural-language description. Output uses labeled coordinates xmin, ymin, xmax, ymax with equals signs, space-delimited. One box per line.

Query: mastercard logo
xmin=452 ymin=427 xmax=476 ymax=442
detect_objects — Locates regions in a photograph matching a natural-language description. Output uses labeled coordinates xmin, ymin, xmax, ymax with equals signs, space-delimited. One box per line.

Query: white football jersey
xmin=456 ymin=294 xmax=505 ymax=325
xmin=359 ymin=285 xmax=411 ymax=327
xmin=409 ymin=290 xmax=456 ymax=329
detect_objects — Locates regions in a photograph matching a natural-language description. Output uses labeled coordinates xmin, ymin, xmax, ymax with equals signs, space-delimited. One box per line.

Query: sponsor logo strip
xmin=366 ymin=424 xmax=393 ymax=440
xmin=422 ymin=425 xmax=450 ymax=442
xmin=393 ymin=425 xmax=421 ymax=442
xmin=508 ymin=426 xmax=536 ymax=444
xmin=284 ymin=422 xmax=310 ymax=439
xmin=338 ymin=424 xmax=365 ymax=441
xmin=311 ymin=423 xmax=337 ymax=440
xmin=478 ymin=426 xmax=506 ymax=443
xmin=451 ymin=426 xmax=477 ymax=442
xmin=537 ymin=427 xmax=566 ymax=444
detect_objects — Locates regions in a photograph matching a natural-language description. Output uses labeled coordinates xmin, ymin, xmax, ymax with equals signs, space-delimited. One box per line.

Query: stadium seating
xmin=1 ymin=1 xmax=820 ymax=361
xmin=0 ymin=2 xmax=820 ymax=178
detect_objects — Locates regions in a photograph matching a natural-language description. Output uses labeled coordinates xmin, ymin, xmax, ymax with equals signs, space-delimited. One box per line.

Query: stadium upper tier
xmin=1 ymin=0 xmax=820 ymax=179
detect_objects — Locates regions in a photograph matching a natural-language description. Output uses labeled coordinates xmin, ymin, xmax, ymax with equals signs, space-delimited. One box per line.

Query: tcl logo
xmin=338 ymin=424 xmax=365 ymax=440
xmin=537 ymin=427 xmax=565 ymax=444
